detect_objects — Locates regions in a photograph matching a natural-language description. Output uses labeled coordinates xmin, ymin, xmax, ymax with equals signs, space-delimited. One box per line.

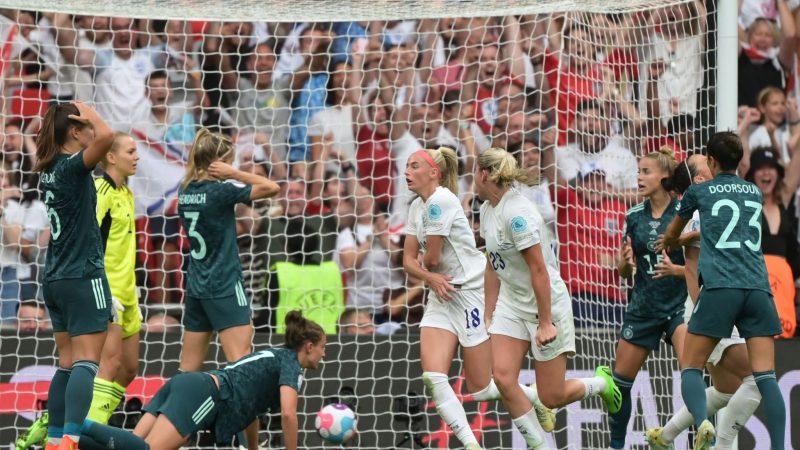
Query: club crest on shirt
xmin=427 ymin=203 xmax=442 ymax=221
xmin=647 ymin=239 xmax=657 ymax=252
xmin=511 ymin=216 xmax=528 ymax=233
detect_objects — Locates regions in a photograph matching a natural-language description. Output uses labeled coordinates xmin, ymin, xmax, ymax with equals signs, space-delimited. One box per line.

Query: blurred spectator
xmin=0 ymin=163 xmax=21 ymax=323
xmin=142 ymin=19 xmax=200 ymax=103
xmin=744 ymin=147 xmax=800 ymax=338
xmin=5 ymin=169 xmax=48 ymax=303
xmin=510 ymin=138 xmax=557 ymax=246
xmin=335 ymin=185 xmax=402 ymax=322
xmin=1 ymin=120 xmax=35 ymax=174
xmin=16 ymin=300 xmax=49 ymax=332
xmin=144 ymin=312 xmax=181 ymax=333
xmin=264 ymin=218 xmax=344 ymax=334
xmin=639 ymin=2 xmax=705 ymax=125
xmin=93 ymin=17 xmax=156 ymax=130
xmin=337 ymin=308 xmax=375 ymax=335
xmin=137 ymin=69 xmax=200 ymax=145
xmin=742 ymin=86 xmax=800 ymax=163
xmin=356 ymin=95 xmax=393 ymax=210
xmin=738 ymin=2 xmax=797 ymax=108
xmin=554 ymin=163 xmax=627 ymax=327
xmin=556 ymin=100 xmax=638 ymax=196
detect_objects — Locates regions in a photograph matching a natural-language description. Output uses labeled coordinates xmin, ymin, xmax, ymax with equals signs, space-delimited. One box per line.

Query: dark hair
xmin=284 ymin=310 xmax=325 ymax=350
xmin=576 ymin=99 xmax=601 ymax=114
xmin=705 ymin=131 xmax=742 ymax=171
xmin=286 ymin=218 xmax=321 ymax=265
xmin=145 ymin=69 xmax=169 ymax=86
xmin=672 ymin=157 xmax=696 ymax=195
xmin=34 ymin=103 xmax=85 ymax=173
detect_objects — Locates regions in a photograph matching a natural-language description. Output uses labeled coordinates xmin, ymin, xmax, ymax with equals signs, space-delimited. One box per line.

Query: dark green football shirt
xmin=677 ymin=173 xmax=770 ymax=292
xmin=211 ymin=347 xmax=303 ymax=442
xmin=178 ymin=180 xmax=252 ymax=298
xmin=624 ymin=198 xmax=687 ymax=317
xmin=40 ymin=151 xmax=104 ymax=280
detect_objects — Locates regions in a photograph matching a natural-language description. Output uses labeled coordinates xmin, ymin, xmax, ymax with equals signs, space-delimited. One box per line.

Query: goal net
xmin=0 ymin=1 xmax=725 ymax=449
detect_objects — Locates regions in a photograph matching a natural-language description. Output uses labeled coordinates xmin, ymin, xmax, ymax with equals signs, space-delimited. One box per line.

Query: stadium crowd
xmin=0 ymin=0 xmax=798 ymax=337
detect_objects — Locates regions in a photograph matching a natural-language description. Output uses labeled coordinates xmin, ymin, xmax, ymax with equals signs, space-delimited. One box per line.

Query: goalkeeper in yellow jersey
xmin=88 ymin=132 xmax=141 ymax=424
xmin=17 ymin=132 xmax=141 ymax=450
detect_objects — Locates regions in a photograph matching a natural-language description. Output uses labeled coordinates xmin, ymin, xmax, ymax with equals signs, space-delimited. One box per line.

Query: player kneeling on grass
xmin=79 ymin=311 xmax=325 ymax=450
xmin=474 ymin=148 xmax=622 ymax=450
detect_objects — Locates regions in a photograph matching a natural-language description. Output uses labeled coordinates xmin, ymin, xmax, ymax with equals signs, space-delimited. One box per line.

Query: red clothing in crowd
xmin=554 ymin=185 xmax=627 ymax=302
xmin=473 ymin=85 xmax=498 ymax=134
xmin=356 ymin=125 xmax=392 ymax=207
xmin=543 ymin=51 xmax=602 ymax=146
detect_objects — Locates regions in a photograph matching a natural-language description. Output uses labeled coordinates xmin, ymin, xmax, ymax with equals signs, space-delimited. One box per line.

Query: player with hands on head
xmin=31 ymin=101 xmax=115 ymax=450
xmin=658 ymin=132 xmax=785 ymax=450
xmin=78 ymin=310 xmax=325 ymax=450
xmin=475 ymin=147 xmax=622 ymax=450
xmin=176 ymin=128 xmax=280 ymax=450
xmin=607 ymin=148 xmax=688 ymax=450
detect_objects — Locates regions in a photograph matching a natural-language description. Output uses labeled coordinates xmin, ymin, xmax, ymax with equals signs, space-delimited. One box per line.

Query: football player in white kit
xmin=647 ymin=154 xmax=761 ymax=450
xmin=403 ymin=147 xmax=552 ymax=450
xmin=474 ymin=148 xmax=623 ymax=450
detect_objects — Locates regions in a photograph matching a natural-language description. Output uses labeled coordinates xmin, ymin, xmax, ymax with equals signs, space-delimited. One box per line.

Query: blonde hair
xmin=182 ymin=128 xmax=235 ymax=189
xmin=99 ymin=132 xmax=133 ymax=170
xmin=421 ymin=146 xmax=459 ymax=194
xmin=643 ymin=146 xmax=678 ymax=191
xmin=478 ymin=147 xmax=537 ymax=187
xmin=747 ymin=18 xmax=781 ymax=48
xmin=757 ymin=85 xmax=785 ymax=109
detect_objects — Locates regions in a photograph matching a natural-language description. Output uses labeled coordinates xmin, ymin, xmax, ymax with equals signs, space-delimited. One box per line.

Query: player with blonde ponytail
xmin=475 ymin=148 xmax=622 ymax=450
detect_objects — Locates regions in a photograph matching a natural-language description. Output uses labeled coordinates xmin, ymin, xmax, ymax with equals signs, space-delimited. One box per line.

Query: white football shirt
xmin=480 ymin=189 xmax=571 ymax=321
xmin=406 ymin=186 xmax=484 ymax=291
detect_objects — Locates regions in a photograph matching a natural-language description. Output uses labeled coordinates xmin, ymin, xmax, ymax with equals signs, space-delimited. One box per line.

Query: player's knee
xmin=491 ymin=369 xmax=517 ymax=394
xmin=538 ymin=391 xmax=566 ymax=409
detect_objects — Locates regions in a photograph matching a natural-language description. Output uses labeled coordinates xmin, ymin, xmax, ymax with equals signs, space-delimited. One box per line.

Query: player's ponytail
xmin=421 ymin=146 xmax=459 ymax=195
xmin=478 ymin=147 xmax=537 ymax=187
xmin=672 ymin=158 xmax=695 ymax=195
xmin=284 ymin=310 xmax=325 ymax=350
xmin=34 ymin=103 xmax=85 ymax=173
xmin=182 ymin=128 xmax=235 ymax=189
xmin=643 ymin=146 xmax=678 ymax=192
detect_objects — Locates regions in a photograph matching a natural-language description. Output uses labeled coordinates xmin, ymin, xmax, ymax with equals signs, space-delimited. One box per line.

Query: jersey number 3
xmin=711 ymin=199 xmax=762 ymax=251
xmin=184 ymin=211 xmax=207 ymax=259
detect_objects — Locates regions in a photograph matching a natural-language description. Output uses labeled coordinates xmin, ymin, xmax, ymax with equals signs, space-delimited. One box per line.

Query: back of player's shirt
xmin=624 ymin=199 xmax=687 ymax=317
xmin=406 ymin=186 xmax=484 ymax=290
xmin=178 ymin=180 xmax=252 ymax=298
xmin=677 ymin=173 xmax=770 ymax=292
xmin=480 ymin=190 xmax=571 ymax=320
xmin=40 ymin=151 xmax=104 ymax=280
xmin=211 ymin=347 xmax=303 ymax=442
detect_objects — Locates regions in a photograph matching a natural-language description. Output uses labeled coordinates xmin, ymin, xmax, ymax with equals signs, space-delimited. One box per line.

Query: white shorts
xmin=684 ymin=296 xmax=746 ymax=366
xmin=488 ymin=302 xmax=576 ymax=362
xmin=419 ymin=289 xmax=490 ymax=348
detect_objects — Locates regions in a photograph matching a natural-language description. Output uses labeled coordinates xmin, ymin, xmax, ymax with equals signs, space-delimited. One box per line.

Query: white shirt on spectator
xmin=556 ymin=135 xmax=638 ymax=191
xmin=335 ymin=223 xmax=396 ymax=313
xmin=307 ymin=104 xmax=357 ymax=169
xmin=27 ymin=18 xmax=93 ymax=100
xmin=228 ymin=76 xmax=292 ymax=159
xmin=748 ymin=124 xmax=791 ymax=163
xmin=94 ymin=50 xmax=155 ymax=131
xmin=739 ymin=0 xmax=800 ymax=30
xmin=1 ymin=200 xmax=48 ymax=278
xmin=518 ymin=180 xmax=557 ymax=248
xmin=275 ymin=22 xmax=309 ymax=79
xmin=405 ymin=186 xmax=484 ymax=291
xmin=134 ymin=101 xmax=192 ymax=143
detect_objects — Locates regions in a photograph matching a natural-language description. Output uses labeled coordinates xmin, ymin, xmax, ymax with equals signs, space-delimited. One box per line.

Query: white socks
xmin=470 ymin=379 xmax=546 ymax=410
xmin=716 ymin=376 xmax=761 ymax=449
xmin=512 ymin=407 xmax=550 ymax=449
xmin=661 ymin=386 xmax=731 ymax=443
xmin=578 ymin=376 xmax=607 ymax=399
xmin=422 ymin=372 xmax=478 ymax=447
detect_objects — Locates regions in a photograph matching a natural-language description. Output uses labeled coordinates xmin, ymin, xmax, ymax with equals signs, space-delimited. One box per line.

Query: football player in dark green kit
xmin=79 ymin=311 xmax=326 ymax=450
xmin=33 ymin=101 xmax=115 ymax=450
xmin=176 ymin=128 xmax=279 ymax=449
xmin=660 ymin=132 xmax=784 ymax=450
xmin=607 ymin=148 xmax=688 ymax=450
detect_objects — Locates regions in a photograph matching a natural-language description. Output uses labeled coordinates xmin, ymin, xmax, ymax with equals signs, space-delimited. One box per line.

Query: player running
xmin=33 ymin=102 xmax=115 ymax=450
xmin=659 ymin=132 xmax=785 ymax=450
xmin=646 ymin=154 xmax=761 ymax=450
xmin=79 ymin=310 xmax=325 ymax=450
xmin=606 ymin=148 xmax=688 ymax=450
xmin=474 ymin=147 xmax=622 ymax=450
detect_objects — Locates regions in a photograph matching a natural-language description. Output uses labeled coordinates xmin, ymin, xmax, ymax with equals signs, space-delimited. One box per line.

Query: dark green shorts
xmin=184 ymin=288 xmax=251 ymax=332
xmin=143 ymin=372 xmax=219 ymax=437
xmin=43 ymin=271 xmax=113 ymax=337
xmin=688 ymin=288 xmax=781 ymax=339
xmin=620 ymin=311 xmax=685 ymax=351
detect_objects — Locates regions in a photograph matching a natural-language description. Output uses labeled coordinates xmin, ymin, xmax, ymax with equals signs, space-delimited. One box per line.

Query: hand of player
xmin=111 ymin=297 xmax=125 ymax=324
xmin=653 ymin=250 xmax=681 ymax=279
xmin=535 ymin=321 xmax=557 ymax=349
xmin=655 ymin=233 xmax=677 ymax=253
xmin=621 ymin=237 xmax=635 ymax=267
xmin=677 ymin=231 xmax=700 ymax=247
xmin=67 ymin=101 xmax=102 ymax=126
xmin=426 ymin=272 xmax=456 ymax=301
xmin=208 ymin=161 xmax=237 ymax=180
